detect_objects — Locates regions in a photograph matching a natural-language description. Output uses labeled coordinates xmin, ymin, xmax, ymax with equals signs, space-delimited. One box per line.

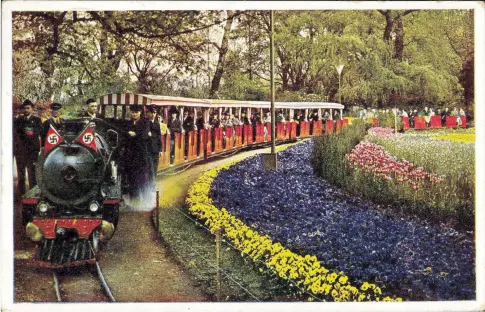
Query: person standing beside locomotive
xmin=14 ymin=99 xmax=43 ymax=196
xmin=145 ymin=105 xmax=162 ymax=180
xmin=123 ymin=104 xmax=153 ymax=202
xmin=41 ymin=103 xmax=63 ymax=145
xmin=79 ymin=98 xmax=99 ymax=119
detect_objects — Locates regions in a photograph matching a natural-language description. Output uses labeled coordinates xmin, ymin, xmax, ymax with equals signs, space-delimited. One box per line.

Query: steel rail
xmin=95 ymin=261 xmax=116 ymax=302
xmin=52 ymin=270 xmax=62 ymax=302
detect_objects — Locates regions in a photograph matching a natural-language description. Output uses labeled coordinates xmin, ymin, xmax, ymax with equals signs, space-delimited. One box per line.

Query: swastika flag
xmin=44 ymin=124 xmax=64 ymax=155
xmin=75 ymin=125 xmax=97 ymax=151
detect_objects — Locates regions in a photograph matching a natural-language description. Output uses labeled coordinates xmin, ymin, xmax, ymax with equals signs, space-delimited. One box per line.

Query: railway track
xmin=52 ymin=261 xmax=116 ymax=302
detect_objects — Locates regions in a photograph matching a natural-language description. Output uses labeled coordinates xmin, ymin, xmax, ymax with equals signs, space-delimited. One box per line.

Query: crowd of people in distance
xmin=354 ymin=106 xmax=469 ymax=127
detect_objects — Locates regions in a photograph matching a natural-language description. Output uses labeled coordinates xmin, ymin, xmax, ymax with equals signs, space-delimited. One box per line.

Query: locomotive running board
xmin=33 ymin=238 xmax=96 ymax=268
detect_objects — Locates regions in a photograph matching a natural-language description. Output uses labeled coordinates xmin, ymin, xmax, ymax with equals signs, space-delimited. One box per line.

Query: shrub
xmin=312 ymin=119 xmax=367 ymax=187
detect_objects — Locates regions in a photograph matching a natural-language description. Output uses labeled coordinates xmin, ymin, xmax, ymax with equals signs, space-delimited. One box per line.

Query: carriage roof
xmin=98 ymin=92 xmax=344 ymax=110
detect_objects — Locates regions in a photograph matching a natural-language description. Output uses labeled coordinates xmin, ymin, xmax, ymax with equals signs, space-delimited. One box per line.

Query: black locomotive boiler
xmin=22 ymin=118 xmax=122 ymax=267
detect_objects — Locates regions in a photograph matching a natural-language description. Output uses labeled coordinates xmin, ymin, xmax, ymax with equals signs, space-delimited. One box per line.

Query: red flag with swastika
xmin=44 ymin=124 xmax=63 ymax=155
xmin=75 ymin=125 xmax=97 ymax=151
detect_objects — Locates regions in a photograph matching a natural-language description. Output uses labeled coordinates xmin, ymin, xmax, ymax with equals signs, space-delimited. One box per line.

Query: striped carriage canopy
xmin=98 ymin=92 xmax=344 ymax=110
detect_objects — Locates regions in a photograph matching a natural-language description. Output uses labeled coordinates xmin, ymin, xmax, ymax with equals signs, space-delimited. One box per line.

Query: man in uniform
xmin=168 ymin=108 xmax=182 ymax=164
xmin=123 ymin=104 xmax=153 ymax=202
xmin=80 ymin=98 xmax=99 ymax=119
xmin=145 ymin=105 xmax=162 ymax=179
xmin=41 ymin=103 xmax=63 ymax=147
xmin=14 ymin=99 xmax=43 ymax=196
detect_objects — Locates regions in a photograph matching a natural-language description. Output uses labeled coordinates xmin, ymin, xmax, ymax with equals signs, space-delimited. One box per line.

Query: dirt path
xmin=13 ymin=145 xmax=275 ymax=303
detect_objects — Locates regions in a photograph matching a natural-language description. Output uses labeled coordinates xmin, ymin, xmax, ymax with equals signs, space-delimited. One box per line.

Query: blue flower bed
xmin=210 ymin=139 xmax=475 ymax=301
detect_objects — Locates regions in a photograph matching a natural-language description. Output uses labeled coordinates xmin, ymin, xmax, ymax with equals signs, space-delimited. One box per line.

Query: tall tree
xmin=209 ymin=11 xmax=237 ymax=99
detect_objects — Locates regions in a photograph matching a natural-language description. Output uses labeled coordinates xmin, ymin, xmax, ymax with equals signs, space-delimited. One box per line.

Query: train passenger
xmin=209 ymin=113 xmax=220 ymax=151
xmin=79 ymin=98 xmax=99 ymax=119
xmin=123 ymin=104 xmax=153 ymax=201
xmin=145 ymin=105 xmax=162 ymax=180
xmin=14 ymin=99 xmax=43 ymax=196
xmin=277 ymin=110 xmax=286 ymax=123
xmin=221 ymin=112 xmax=232 ymax=148
xmin=168 ymin=109 xmax=183 ymax=164
xmin=221 ymin=112 xmax=232 ymax=128
xmin=182 ymin=110 xmax=196 ymax=158
xmin=195 ymin=111 xmax=205 ymax=156
xmin=295 ymin=110 xmax=304 ymax=136
xmin=263 ymin=111 xmax=271 ymax=123
xmin=209 ymin=113 xmax=220 ymax=128
xmin=450 ymin=107 xmax=459 ymax=117
xmin=160 ymin=117 xmax=168 ymax=135
xmin=41 ymin=103 xmax=63 ymax=146
xmin=250 ymin=112 xmax=258 ymax=141
xmin=240 ymin=111 xmax=251 ymax=125
xmin=231 ymin=113 xmax=242 ymax=143
xmin=441 ymin=107 xmax=450 ymax=125
xmin=195 ymin=111 xmax=205 ymax=130
xmin=182 ymin=110 xmax=196 ymax=132
xmin=263 ymin=111 xmax=271 ymax=141
xmin=333 ymin=110 xmax=340 ymax=120
xmin=231 ymin=113 xmax=242 ymax=126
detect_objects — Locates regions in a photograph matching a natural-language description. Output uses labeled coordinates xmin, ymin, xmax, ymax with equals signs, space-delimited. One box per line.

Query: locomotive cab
xmin=22 ymin=118 xmax=122 ymax=267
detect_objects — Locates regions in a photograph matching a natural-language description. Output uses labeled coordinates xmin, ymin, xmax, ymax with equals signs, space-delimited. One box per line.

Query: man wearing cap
xmin=14 ymin=99 xmax=43 ymax=195
xmin=145 ymin=105 xmax=162 ymax=179
xmin=122 ymin=104 xmax=153 ymax=201
xmin=182 ymin=109 xmax=196 ymax=158
xmin=168 ymin=109 xmax=182 ymax=164
xmin=79 ymin=99 xmax=99 ymax=119
xmin=41 ymin=103 xmax=63 ymax=146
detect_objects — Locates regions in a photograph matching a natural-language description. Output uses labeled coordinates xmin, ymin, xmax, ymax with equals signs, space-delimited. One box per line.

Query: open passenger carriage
xmin=98 ymin=92 xmax=346 ymax=171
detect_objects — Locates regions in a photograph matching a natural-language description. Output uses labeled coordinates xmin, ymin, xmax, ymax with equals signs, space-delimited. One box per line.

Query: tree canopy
xmin=12 ymin=9 xmax=474 ymax=111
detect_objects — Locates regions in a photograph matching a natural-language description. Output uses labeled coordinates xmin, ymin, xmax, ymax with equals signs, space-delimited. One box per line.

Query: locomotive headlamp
xmin=38 ymin=202 xmax=49 ymax=213
xmin=89 ymin=202 xmax=99 ymax=212
xmin=26 ymin=222 xmax=43 ymax=242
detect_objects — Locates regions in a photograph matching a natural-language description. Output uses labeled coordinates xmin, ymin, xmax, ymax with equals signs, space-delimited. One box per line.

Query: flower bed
xmin=367 ymin=127 xmax=395 ymax=137
xmin=207 ymin=140 xmax=475 ymax=301
xmin=186 ymin=142 xmax=401 ymax=302
xmin=367 ymin=132 xmax=475 ymax=228
xmin=345 ymin=142 xmax=446 ymax=190
xmin=432 ymin=133 xmax=475 ymax=143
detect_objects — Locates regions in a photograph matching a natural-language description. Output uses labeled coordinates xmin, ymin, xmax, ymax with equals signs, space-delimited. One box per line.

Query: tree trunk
xmin=247 ymin=20 xmax=253 ymax=80
xmin=378 ymin=10 xmax=393 ymax=43
xmin=209 ymin=11 xmax=236 ymax=99
xmin=460 ymin=52 xmax=474 ymax=108
xmin=394 ymin=18 xmax=405 ymax=61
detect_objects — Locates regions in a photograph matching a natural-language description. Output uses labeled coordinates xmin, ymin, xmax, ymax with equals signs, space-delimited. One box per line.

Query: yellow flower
xmin=331 ymin=289 xmax=339 ymax=298
xmin=360 ymin=282 xmax=370 ymax=291
xmin=338 ymin=275 xmax=348 ymax=284
xmin=186 ymin=141 xmax=399 ymax=303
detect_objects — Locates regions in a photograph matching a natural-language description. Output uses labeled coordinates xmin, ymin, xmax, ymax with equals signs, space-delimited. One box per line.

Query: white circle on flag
xmin=47 ymin=133 xmax=59 ymax=144
xmin=83 ymin=133 xmax=93 ymax=144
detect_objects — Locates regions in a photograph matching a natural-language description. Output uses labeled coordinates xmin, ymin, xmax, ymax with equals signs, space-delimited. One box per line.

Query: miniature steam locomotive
xmin=22 ymin=118 xmax=122 ymax=267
